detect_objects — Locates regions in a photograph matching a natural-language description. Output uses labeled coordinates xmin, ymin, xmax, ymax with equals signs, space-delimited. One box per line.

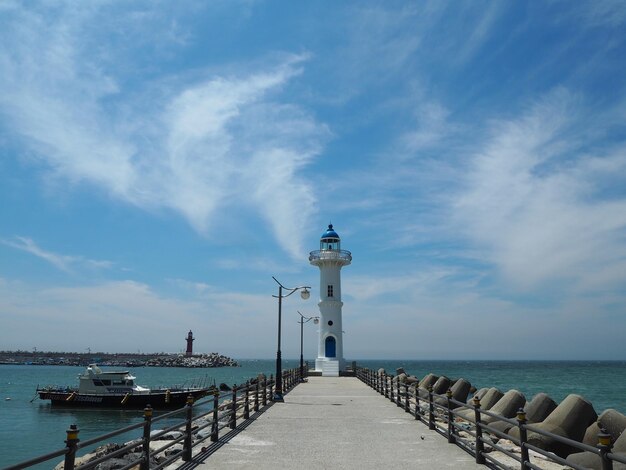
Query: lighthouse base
xmin=321 ymin=360 xmax=340 ymax=377
xmin=315 ymin=358 xmax=344 ymax=375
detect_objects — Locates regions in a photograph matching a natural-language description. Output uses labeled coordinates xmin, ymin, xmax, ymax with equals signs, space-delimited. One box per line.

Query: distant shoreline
xmin=0 ymin=350 xmax=239 ymax=368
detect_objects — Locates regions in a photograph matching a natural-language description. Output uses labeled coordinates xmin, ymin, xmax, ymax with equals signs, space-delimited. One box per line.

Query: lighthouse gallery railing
xmin=308 ymin=249 xmax=352 ymax=262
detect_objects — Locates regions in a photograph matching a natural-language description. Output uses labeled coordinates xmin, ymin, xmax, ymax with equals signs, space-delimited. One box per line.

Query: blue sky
xmin=1 ymin=1 xmax=625 ymax=360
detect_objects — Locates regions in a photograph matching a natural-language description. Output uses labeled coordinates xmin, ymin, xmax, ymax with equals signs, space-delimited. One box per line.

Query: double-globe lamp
xmin=272 ymin=276 xmax=311 ymax=402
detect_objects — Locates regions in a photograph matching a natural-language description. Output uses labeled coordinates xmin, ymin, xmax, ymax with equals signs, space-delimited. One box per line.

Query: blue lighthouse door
xmin=325 ymin=336 xmax=336 ymax=357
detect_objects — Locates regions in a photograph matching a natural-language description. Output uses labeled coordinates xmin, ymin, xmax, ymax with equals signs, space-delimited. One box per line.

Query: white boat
xmin=37 ymin=364 xmax=214 ymax=409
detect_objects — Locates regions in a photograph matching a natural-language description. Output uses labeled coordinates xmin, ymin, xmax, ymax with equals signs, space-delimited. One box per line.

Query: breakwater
xmin=360 ymin=366 xmax=626 ymax=469
xmin=0 ymin=351 xmax=238 ymax=368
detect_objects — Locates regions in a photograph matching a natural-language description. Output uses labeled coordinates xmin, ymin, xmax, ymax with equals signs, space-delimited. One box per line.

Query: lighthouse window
xmin=328 ymin=320 xmax=334 ymax=326
xmin=327 ymin=285 xmax=334 ymax=297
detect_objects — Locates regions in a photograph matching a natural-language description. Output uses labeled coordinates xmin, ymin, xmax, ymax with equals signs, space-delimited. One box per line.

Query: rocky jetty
xmin=0 ymin=350 xmax=238 ymax=368
xmin=143 ymin=353 xmax=238 ymax=368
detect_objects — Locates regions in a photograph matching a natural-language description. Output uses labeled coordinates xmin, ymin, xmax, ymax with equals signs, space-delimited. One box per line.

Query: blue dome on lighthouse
xmin=321 ymin=224 xmax=340 ymax=240
xmin=320 ymin=224 xmax=340 ymax=250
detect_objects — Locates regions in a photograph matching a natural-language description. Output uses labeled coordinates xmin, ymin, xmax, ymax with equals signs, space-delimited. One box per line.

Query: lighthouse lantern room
xmin=309 ymin=224 xmax=352 ymax=376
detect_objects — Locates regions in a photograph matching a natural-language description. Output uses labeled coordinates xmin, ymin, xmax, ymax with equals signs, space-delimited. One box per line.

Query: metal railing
xmin=356 ymin=366 xmax=626 ymax=470
xmin=308 ymin=250 xmax=352 ymax=263
xmin=3 ymin=367 xmax=305 ymax=470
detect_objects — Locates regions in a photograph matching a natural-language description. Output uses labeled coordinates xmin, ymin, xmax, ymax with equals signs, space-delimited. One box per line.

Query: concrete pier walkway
xmin=178 ymin=377 xmax=482 ymax=469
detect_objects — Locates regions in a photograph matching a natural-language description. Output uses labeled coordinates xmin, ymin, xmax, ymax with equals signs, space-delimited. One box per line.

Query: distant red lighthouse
xmin=185 ymin=330 xmax=194 ymax=357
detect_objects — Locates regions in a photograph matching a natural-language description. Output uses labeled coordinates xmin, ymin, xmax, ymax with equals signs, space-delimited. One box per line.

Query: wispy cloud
xmin=452 ymin=2 xmax=503 ymax=64
xmin=1 ymin=237 xmax=114 ymax=273
xmin=400 ymin=101 xmax=452 ymax=153
xmin=451 ymin=88 xmax=626 ymax=295
xmin=566 ymin=0 xmax=626 ymax=28
xmin=0 ymin=4 xmax=326 ymax=259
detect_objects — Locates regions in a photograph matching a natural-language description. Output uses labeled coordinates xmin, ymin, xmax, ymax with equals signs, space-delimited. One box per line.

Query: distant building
xmin=185 ymin=330 xmax=194 ymax=357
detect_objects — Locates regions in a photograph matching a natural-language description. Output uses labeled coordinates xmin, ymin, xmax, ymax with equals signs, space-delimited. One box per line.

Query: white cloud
xmin=0 ymin=4 xmax=325 ymax=259
xmin=0 ymin=278 xmax=280 ymax=356
xmin=452 ymin=89 xmax=626 ymax=294
xmin=452 ymin=2 xmax=503 ymax=64
xmin=566 ymin=0 xmax=626 ymax=28
xmin=400 ymin=101 xmax=452 ymax=153
xmin=1 ymin=236 xmax=113 ymax=272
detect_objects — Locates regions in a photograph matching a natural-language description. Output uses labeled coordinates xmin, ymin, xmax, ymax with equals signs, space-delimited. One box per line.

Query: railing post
xmin=473 ymin=396 xmax=486 ymax=464
xmin=428 ymin=386 xmax=435 ymax=430
xmin=598 ymin=428 xmax=614 ymax=470
xmin=415 ymin=384 xmax=421 ymax=420
xmin=396 ymin=377 xmax=402 ymax=407
xmin=230 ymin=384 xmax=237 ymax=429
xmin=262 ymin=377 xmax=268 ymax=407
xmin=381 ymin=372 xmax=385 ymax=395
xmin=269 ymin=374 xmax=274 ymax=402
xmin=183 ymin=395 xmax=194 ymax=461
xmin=517 ymin=408 xmax=530 ymax=470
xmin=140 ymin=406 xmax=152 ymax=470
xmin=254 ymin=380 xmax=259 ymax=412
xmin=446 ymin=389 xmax=455 ymax=443
xmin=404 ymin=382 xmax=410 ymax=412
xmin=211 ymin=392 xmax=219 ymax=442
xmin=390 ymin=375 xmax=396 ymax=403
xmin=63 ymin=424 xmax=80 ymax=470
xmin=244 ymin=382 xmax=250 ymax=420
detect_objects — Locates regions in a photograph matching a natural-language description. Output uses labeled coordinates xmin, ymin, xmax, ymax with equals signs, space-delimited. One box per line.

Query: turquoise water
xmin=359 ymin=360 xmax=626 ymax=413
xmin=1 ymin=360 xmax=625 ymax=468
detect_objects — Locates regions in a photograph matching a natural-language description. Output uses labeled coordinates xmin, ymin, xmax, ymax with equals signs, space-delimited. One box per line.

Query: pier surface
xmin=179 ymin=377 xmax=482 ymax=469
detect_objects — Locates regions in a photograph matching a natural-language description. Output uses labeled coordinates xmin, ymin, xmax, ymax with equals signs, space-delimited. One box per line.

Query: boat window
xmin=101 ymin=380 xmax=111 ymax=386
xmin=93 ymin=380 xmax=103 ymax=386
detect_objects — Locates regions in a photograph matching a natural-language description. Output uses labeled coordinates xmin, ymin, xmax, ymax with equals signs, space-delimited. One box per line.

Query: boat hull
xmin=37 ymin=388 xmax=212 ymax=409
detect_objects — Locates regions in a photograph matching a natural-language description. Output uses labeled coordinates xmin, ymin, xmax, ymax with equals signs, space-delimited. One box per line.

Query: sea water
xmin=1 ymin=359 xmax=625 ymax=468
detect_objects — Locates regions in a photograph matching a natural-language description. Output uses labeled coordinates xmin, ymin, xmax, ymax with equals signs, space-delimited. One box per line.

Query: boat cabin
xmin=78 ymin=364 xmax=149 ymax=395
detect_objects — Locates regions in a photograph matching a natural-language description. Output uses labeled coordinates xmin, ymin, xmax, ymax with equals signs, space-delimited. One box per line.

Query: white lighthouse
xmin=309 ymin=224 xmax=352 ymax=375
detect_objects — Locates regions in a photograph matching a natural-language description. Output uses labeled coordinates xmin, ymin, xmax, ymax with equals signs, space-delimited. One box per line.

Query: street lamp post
xmin=297 ymin=311 xmax=319 ymax=382
xmin=272 ymin=276 xmax=311 ymax=402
